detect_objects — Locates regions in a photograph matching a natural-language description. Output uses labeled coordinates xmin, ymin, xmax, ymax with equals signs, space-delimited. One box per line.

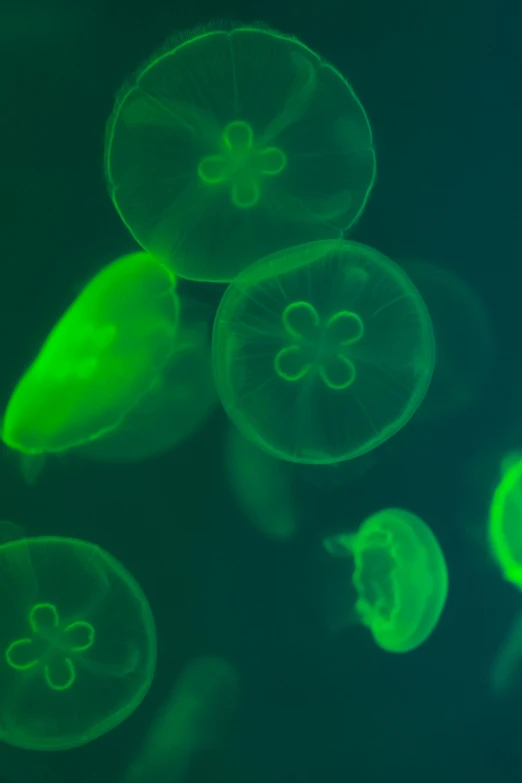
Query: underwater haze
xmin=0 ymin=0 xmax=519 ymax=781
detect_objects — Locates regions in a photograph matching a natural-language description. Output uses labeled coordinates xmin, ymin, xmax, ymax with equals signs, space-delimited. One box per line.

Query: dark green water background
xmin=0 ymin=0 xmax=519 ymax=781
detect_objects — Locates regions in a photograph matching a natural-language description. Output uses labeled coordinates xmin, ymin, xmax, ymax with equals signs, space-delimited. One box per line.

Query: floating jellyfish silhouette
xmin=126 ymin=656 xmax=240 ymax=783
xmin=489 ymin=457 xmax=522 ymax=587
xmin=323 ymin=508 xmax=448 ymax=652
xmin=490 ymin=610 xmax=522 ymax=698
xmin=105 ymin=22 xmax=376 ymax=282
xmin=78 ymin=296 xmax=217 ymax=463
xmin=213 ymin=240 xmax=435 ymax=464
xmin=401 ymin=260 xmax=493 ymax=420
xmin=2 ymin=252 xmax=179 ymax=457
xmin=225 ymin=425 xmax=296 ymax=541
xmin=0 ymin=532 xmax=156 ymax=749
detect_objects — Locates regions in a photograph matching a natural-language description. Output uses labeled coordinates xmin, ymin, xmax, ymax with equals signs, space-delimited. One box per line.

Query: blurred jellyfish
xmin=490 ymin=610 xmax=522 ymax=698
xmin=2 ymin=252 xmax=179 ymax=459
xmin=226 ymin=426 xmax=297 ymax=541
xmin=402 ymin=260 xmax=493 ymax=421
xmin=489 ymin=457 xmax=522 ymax=587
xmin=126 ymin=656 xmax=240 ymax=783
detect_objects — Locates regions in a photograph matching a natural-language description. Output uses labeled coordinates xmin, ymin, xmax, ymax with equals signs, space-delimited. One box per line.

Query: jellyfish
xmin=323 ymin=508 xmax=448 ymax=652
xmin=0 ymin=532 xmax=156 ymax=750
xmin=77 ymin=295 xmax=217 ymax=463
xmin=401 ymin=260 xmax=493 ymax=421
xmin=126 ymin=656 xmax=240 ymax=783
xmin=490 ymin=610 xmax=522 ymax=698
xmin=104 ymin=22 xmax=376 ymax=283
xmin=489 ymin=457 xmax=522 ymax=587
xmin=226 ymin=425 xmax=296 ymax=541
xmin=212 ymin=240 xmax=435 ymax=464
xmin=2 ymin=252 xmax=179 ymax=457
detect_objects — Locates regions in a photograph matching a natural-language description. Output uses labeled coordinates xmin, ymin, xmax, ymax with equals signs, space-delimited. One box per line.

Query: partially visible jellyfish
xmin=323 ymin=508 xmax=448 ymax=652
xmin=78 ymin=296 xmax=217 ymax=463
xmin=0 ymin=532 xmax=156 ymax=750
xmin=402 ymin=260 xmax=493 ymax=420
xmin=489 ymin=457 xmax=522 ymax=587
xmin=126 ymin=656 xmax=240 ymax=783
xmin=226 ymin=425 xmax=296 ymax=541
xmin=490 ymin=610 xmax=522 ymax=698
xmin=213 ymin=240 xmax=435 ymax=464
xmin=105 ymin=22 xmax=376 ymax=282
xmin=2 ymin=252 xmax=179 ymax=457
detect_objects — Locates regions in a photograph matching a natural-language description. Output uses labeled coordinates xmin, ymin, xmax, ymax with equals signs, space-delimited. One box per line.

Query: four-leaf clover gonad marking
xmin=5 ymin=602 xmax=95 ymax=691
xmin=274 ymin=301 xmax=364 ymax=390
xmin=197 ymin=120 xmax=287 ymax=208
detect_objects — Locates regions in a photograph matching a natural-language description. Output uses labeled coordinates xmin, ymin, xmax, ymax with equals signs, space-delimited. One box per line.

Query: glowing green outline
xmin=5 ymin=602 xmax=95 ymax=692
xmin=274 ymin=301 xmax=364 ymax=389
xmin=197 ymin=120 xmax=287 ymax=209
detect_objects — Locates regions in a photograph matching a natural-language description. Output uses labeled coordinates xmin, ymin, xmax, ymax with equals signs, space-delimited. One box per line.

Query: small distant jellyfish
xmin=323 ymin=508 xmax=448 ymax=652
xmin=0 ymin=532 xmax=156 ymax=750
xmin=104 ymin=22 xmax=376 ymax=282
xmin=489 ymin=457 xmax=522 ymax=587
xmin=225 ymin=425 xmax=297 ymax=542
xmin=2 ymin=252 xmax=179 ymax=457
xmin=212 ymin=240 xmax=435 ymax=464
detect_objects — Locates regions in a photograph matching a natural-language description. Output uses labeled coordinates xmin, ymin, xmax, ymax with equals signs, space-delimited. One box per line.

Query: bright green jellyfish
xmin=323 ymin=508 xmax=448 ymax=653
xmin=213 ymin=240 xmax=435 ymax=464
xmin=0 ymin=533 xmax=156 ymax=750
xmin=104 ymin=22 xmax=376 ymax=282
xmin=489 ymin=457 xmax=522 ymax=586
xmin=77 ymin=296 xmax=217 ymax=463
xmin=2 ymin=252 xmax=179 ymax=456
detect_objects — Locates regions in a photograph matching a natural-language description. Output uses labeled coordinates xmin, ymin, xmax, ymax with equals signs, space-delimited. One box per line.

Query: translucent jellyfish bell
xmin=104 ymin=22 xmax=376 ymax=282
xmin=0 ymin=532 xmax=156 ymax=750
xmin=213 ymin=240 xmax=435 ymax=464
xmin=2 ymin=252 xmax=179 ymax=456
xmin=490 ymin=610 xmax=522 ymax=698
xmin=323 ymin=508 xmax=448 ymax=652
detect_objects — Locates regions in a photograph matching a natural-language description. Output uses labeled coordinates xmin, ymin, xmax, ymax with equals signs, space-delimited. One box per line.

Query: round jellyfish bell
xmin=104 ymin=22 xmax=376 ymax=282
xmin=323 ymin=508 xmax=448 ymax=652
xmin=2 ymin=252 xmax=179 ymax=456
xmin=489 ymin=457 xmax=522 ymax=587
xmin=0 ymin=533 xmax=156 ymax=750
xmin=212 ymin=240 xmax=435 ymax=464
